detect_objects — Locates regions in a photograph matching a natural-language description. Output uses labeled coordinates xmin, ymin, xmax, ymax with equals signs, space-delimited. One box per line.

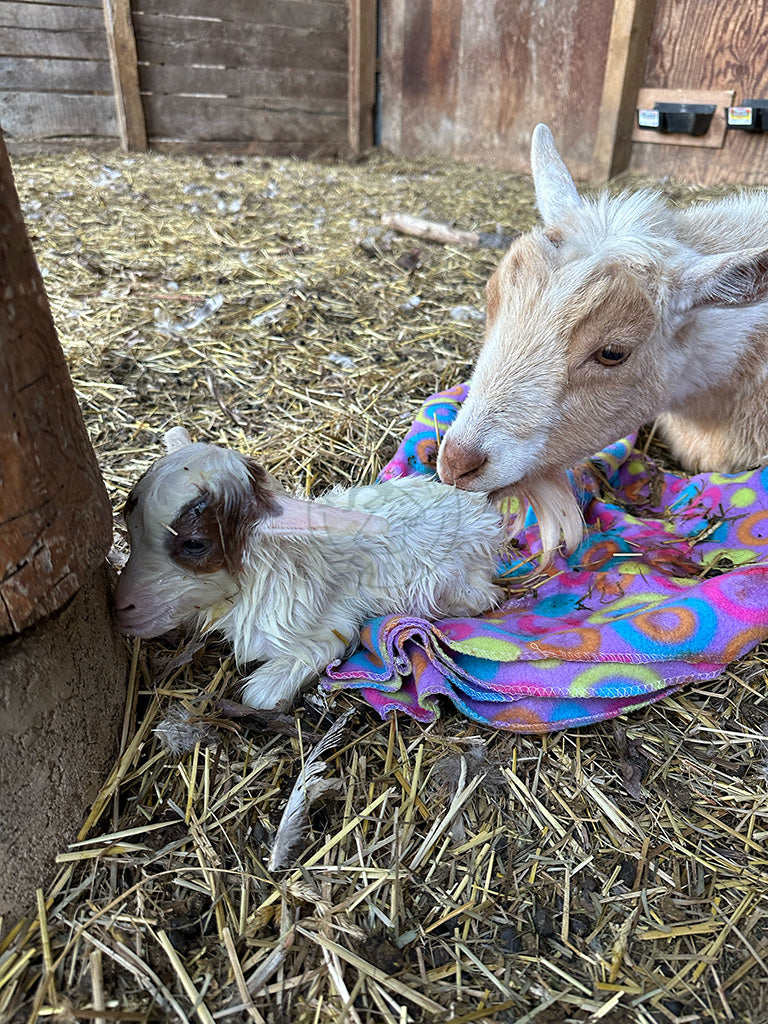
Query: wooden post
xmin=590 ymin=0 xmax=657 ymax=182
xmin=0 ymin=129 xmax=127 ymax=929
xmin=0 ymin=142 xmax=113 ymax=633
xmin=102 ymin=0 xmax=148 ymax=152
xmin=348 ymin=0 xmax=378 ymax=154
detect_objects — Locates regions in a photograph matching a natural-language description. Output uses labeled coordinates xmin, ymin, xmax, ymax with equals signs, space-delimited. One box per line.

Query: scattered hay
xmin=1 ymin=148 xmax=767 ymax=1024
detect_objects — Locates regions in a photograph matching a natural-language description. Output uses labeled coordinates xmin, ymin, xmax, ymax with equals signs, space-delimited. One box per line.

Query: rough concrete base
xmin=0 ymin=564 xmax=128 ymax=933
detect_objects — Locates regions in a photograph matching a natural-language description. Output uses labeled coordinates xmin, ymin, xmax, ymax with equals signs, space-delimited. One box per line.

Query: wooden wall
xmin=379 ymin=0 xmax=616 ymax=182
xmin=133 ymin=0 xmax=349 ymax=155
xmin=627 ymin=0 xmax=768 ymax=185
xmin=6 ymin=0 xmax=768 ymax=186
xmin=0 ymin=0 xmax=353 ymax=155
xmin=0 ymin=0 xmax=118 ymax=152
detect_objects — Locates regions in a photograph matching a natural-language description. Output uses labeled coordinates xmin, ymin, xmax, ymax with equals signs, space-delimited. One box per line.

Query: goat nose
xmin=438 ymin=436 xmax=488 ymax=487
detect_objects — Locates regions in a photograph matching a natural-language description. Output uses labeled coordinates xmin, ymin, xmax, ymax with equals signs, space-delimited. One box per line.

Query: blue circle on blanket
xmin=419 ymin=400 xmax=460 ymax=430
xmin=531 ymin=592 xmax=585 ymax=617
xmin=609 ymin=596 xmax=717 ymax=658
xmin=454 ymin=653 xmax=502 ymax=682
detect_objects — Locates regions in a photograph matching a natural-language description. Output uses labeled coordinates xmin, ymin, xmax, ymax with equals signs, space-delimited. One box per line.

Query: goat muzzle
xmin=437 ymin=436 xmax=488 ymax=488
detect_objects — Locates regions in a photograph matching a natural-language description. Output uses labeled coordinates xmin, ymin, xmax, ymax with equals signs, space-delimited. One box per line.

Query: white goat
xmin=438 ymin=123 xmax=768 ymax=556
xmin=114 ymin=430 xmax=505 ymax=710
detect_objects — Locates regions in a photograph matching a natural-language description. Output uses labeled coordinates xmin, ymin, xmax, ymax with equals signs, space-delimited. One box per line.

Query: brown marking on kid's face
xmin=167 ymin=459 xmax=280 ymax=576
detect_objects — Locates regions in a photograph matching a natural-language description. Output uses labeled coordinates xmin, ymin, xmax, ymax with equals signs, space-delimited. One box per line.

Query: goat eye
xmin=180 ymin=538 xmax=211 ymax=557
xmin=594 ymin=344 xmax=630 ymax=367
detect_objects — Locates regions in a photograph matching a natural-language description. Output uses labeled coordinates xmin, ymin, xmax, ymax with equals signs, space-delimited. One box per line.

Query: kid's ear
xmin=260 ymin=495 xmax=390 ymax=537
xmin=163 ymin=426 xmax=194 ymax=453
xmin=675 ymin=247 xmax=768 ymax=311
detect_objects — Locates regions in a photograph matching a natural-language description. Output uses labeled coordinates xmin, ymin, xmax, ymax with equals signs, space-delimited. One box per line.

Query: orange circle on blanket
xmin=579 ymin=539 xmax=621 ymax=570
xmin=534 ymin=627 xmax=601 ymax=659
xmin=414 ymin=436 xmax=439 ymax=469
xmin=721 ymin=625 xmax=768 ymax=664
xmin=736 ymin=510 xmax=768 ymax=546
xmin=494 ymin=705 xmax=550 ymax=733
xmin=632 ymin=605 xmax=697 ymax=643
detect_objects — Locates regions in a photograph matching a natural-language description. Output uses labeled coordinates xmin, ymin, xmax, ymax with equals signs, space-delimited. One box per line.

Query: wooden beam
xmin=348 ymin=0 xmax=377 ymax=154
xmin=102 ymin=0 xmax=147 ymax=151
xmin=590 ymin=0 xmax=657 ymax=182
xmin=0 ymin=134 xmax=114 ymax=634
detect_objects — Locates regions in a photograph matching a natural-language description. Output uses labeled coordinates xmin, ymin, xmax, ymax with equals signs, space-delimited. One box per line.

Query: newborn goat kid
xmin=114 ymin=430 xmax=505 ymax=709
xmin=439 ymin=123 xmax=768 ymax=557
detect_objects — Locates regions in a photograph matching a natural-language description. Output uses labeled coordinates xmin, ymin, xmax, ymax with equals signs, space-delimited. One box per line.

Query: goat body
xmin=438 ymin=123 xmax=768 ymax=555
xmin=114 ymin=434 xmax=505 ymax=709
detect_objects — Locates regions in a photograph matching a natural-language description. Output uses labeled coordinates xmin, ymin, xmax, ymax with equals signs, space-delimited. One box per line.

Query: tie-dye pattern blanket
xmin=324 ymin=385 xmax=768 ymax=732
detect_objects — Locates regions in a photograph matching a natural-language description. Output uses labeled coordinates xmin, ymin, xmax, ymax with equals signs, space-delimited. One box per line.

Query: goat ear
xmin=531 ymin=123 xmax=582 ymax=226
xmin=677 ymin=248 xmax=768 ymax=311
xmin=260 ymin=495 xmax=390 ymax=537
xmin=163 ymin=426 xmax=194 ymax=453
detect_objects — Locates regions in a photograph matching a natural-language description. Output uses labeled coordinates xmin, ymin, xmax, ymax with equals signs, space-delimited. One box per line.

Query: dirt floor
xmin=1 ymin=147 xmax=767 ymax=1024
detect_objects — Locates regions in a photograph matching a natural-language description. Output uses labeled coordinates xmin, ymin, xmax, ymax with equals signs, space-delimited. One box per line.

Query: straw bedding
xmin=1 ymin=148 xmax=767 ymax=1024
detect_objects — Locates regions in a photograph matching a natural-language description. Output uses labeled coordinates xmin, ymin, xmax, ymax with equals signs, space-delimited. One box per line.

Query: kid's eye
xmin=594 ymin=344 xmax=630 ymax=367
xmin=181 ymin=538 xmax=211 ymax=556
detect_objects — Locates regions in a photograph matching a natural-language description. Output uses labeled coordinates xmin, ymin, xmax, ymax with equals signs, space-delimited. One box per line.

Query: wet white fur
xmin=115 ymin=436 xmax=505 ymax=709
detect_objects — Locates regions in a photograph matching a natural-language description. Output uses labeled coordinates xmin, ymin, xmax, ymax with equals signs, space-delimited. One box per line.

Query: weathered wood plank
xmin=143 ymin=93 xmax=346 ymax=145
xmin=138 ymin=63 xmax=347 ymax=103
xmin=378 ymin=0 xmax=405 ymax=154
xmin=0 ymin=1 xmax=105 ymax=30
xmin=5 ymin=137 xmax=119 ymax=154
xmin=102 ymin=0 xmax=147 ymax=150
xmin=0 ymin=25 xmax=108 ymax=59
xmin=151 ymin=138 xmax=344 ymax=157
xmin=134 ymin=0 xmax=345 ymax=30
xmin=10 ymin=0 xmax=102 ymax=8
xmin=131 ymin=12 xmax=347 ymax=71
xmin=0 ymin=56 xmax=111 ymax=93
xmin=591 ymin=0 xmax=656 ymax=181
xmin=0 ymin=91 xmax=117 ymax=141
xmin=348 ymin=0 xmax=377 ymax=152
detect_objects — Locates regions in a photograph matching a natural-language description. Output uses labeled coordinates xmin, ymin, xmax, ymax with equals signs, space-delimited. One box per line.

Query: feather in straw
xmin=267 ymin=710 xmax=353 ymax=871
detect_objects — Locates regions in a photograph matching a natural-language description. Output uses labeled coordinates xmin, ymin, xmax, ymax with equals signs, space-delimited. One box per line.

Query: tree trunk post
xmin=0 ymin=130 xmax=128 ymax=932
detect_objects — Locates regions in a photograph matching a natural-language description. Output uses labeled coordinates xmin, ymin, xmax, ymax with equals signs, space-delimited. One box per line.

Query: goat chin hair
xmin=512 ymin=472 xmax=584 ymax=565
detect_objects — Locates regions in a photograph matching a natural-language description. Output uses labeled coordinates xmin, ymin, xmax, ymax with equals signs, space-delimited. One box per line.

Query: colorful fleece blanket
xmin=324 ymin=384 xmax=768 ymax=732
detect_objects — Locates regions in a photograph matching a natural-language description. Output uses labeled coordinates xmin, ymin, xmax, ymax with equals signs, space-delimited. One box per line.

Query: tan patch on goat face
xmin=566 ymin=270 xmax=658 ymax=372
xmin=484 ymin=234 xmax=553 ymax=337
xmin=545 ymin=272 xmax=664 ymax=467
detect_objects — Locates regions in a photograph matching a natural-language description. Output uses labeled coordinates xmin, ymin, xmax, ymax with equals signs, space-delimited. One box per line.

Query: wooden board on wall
xmin=379 ymin=0 xmax=616 ymax=181
xmin=628 ymin=0 xmax=768 ymax=184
